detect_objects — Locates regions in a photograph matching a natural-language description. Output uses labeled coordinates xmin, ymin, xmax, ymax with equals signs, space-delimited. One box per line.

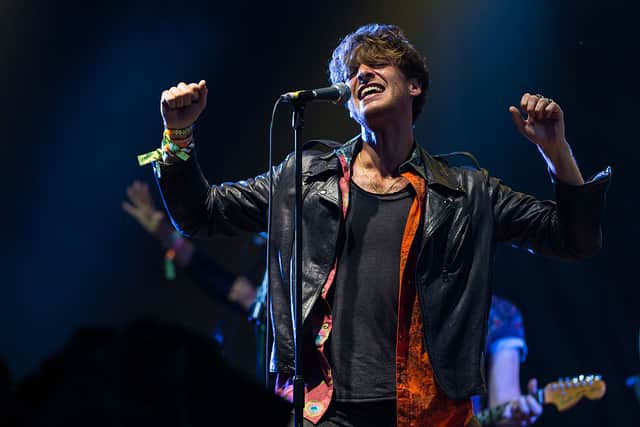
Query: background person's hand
xmin=228 ymin=276 xmax=258 ymax=312
xmin=122 ymin=180 xmax=165 ymax=235
xmin=500 ymin=378 xmax=543 ymax=426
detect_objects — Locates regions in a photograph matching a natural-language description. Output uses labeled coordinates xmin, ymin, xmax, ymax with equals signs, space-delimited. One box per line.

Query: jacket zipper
xmin=300 ymin=178 xmax=341 ymax=322
xmin=443 ymin=213 xmax=465 ymax=283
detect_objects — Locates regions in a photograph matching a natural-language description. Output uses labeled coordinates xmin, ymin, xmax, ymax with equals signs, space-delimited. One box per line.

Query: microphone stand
xmin=290 ymin=100 xmax=305 ymax=427
xmin=268 ymin=87 xmax=347 ymax=426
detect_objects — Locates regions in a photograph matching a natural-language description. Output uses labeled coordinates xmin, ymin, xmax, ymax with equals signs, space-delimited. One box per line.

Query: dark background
xmin=1 ymin=0 xmax=638 ymax=425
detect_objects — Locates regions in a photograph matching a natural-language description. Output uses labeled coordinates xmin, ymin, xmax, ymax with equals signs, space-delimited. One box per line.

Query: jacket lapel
xmin=419 ymin=148 xmax=465 ymax=245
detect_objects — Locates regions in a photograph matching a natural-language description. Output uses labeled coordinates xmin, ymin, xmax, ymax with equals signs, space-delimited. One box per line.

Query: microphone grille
xmin=333 ymin=82 xmax=351 ymax=104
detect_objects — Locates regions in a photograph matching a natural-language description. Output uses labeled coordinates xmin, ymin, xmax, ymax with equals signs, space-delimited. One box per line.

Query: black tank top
xmin=328 ymin=180 xmax=414 ymax=402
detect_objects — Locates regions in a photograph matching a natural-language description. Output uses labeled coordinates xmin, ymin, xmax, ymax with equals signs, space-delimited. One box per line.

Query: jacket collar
xmin=415 ymin=148 xmax=465 ymax=194
xmin=315 ymin=136 xmax=463 ymax=194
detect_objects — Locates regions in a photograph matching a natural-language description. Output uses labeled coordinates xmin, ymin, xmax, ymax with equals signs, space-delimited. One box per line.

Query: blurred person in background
xmin=122 ymin=180 xmax=257 ymax=313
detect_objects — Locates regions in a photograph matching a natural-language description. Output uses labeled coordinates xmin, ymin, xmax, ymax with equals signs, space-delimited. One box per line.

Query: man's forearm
xmin=540 ymin=141 xmax=584 ymax=186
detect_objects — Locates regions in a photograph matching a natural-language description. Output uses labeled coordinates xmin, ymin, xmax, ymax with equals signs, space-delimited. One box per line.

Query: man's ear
xmin=408 ymin=79 xmax=422 ymax=97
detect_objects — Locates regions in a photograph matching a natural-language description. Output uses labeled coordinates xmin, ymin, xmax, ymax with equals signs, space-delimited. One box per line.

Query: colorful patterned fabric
xmin=486 ymin=296 xmax=527 ymax=362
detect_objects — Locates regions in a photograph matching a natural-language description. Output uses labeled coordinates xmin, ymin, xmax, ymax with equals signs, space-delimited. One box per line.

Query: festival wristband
xmin=166 ymin=126 xmax=193 ymax=138
xmin=137 ymin=132 xmax=193 ymax=166
xmin=164 ymin=230 xmax=187 ymax=280
xmin=165 ymin=248 xmax=176 ymax=280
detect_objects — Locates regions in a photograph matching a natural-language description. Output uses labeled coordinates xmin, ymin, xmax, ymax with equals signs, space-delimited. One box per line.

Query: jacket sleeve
xmin=490 ymin=166 xmax=612 ymax=259
xmin=153 ymin=150 xmax=289 ymax=238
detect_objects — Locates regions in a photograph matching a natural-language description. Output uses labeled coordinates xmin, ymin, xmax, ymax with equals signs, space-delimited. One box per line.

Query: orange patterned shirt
xmin=396 ymin=171 xmax=473 ymax=427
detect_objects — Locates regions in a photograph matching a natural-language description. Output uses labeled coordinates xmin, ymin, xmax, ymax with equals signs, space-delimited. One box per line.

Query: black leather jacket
xmin=155 ymin=138 xmax=610 ymax=399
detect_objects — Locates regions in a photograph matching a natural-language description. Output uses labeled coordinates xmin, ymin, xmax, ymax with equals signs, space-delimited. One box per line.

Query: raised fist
xmin=160 ymin=80 xmax=208 ymax=129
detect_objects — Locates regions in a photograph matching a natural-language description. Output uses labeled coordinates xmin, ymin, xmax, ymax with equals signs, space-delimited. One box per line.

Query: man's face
xmin=345 ymin=62 xmax=422 ymax=129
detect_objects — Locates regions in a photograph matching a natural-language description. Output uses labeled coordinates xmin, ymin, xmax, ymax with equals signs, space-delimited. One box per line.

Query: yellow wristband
xmin=165 ymin=126 xmax=193 ymax=138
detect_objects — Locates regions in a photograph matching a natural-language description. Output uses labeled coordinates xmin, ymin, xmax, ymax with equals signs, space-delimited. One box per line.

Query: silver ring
xmin=535 ymin=94 xmax=551 ymax=104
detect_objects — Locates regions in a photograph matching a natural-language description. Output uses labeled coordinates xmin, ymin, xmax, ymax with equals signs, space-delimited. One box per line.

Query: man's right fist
xmin=160 ymin=80 xmax=208 ymax=130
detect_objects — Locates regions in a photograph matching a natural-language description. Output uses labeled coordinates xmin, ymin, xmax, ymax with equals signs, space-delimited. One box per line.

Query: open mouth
xmin=358 ymin=83 xmax=385 ymax=101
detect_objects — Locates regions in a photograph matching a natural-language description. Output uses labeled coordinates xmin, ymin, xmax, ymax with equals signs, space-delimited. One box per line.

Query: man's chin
xmin=361 ymin=106 xmax=388 ymax=127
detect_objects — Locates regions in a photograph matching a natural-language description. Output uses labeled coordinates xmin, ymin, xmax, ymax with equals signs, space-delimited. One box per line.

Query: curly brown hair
xmin=328 ymin=23 xmax=429 ymax=123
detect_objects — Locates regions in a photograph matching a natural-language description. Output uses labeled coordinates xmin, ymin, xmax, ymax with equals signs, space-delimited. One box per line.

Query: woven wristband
xmin=137 ymin=132 xmax=193 ymax=166
xmin=166 ymin=126 xmax=193 ymax=138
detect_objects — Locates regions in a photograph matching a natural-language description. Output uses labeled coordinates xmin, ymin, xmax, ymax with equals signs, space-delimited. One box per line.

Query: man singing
xmin=148 ymin=23 xmax=610 ymax=426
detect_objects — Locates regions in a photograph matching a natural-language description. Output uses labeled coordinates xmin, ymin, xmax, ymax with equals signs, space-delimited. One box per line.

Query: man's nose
xmin=357 ymin=65 xmax=375 ymax=84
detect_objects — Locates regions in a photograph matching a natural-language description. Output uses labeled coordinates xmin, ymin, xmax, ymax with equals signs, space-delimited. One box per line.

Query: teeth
xmin=360 ymin=85 xmax=383 ymax=99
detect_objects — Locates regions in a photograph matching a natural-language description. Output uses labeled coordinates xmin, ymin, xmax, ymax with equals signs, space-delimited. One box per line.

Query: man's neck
xmin=360 ymin=125 xmax=414 ymax=176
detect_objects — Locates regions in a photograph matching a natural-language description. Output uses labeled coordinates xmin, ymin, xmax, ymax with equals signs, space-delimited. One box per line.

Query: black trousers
xmin=293 ymin=400 xmax=396 ymax=427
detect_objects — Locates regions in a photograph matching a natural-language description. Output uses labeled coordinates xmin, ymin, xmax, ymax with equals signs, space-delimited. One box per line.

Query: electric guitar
xmin=476 ymin=374 xmax=606 ymax=426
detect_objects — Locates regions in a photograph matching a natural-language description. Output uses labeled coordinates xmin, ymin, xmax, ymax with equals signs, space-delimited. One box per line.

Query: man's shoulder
xmin=277 ymin=139 xmax=341 ymax=170
xmin=426 ymin=149 xmax=490 ymax=190
xmin=431 ymin=150 xmax=483 ymax=174
xmin=275 ymin=139 xmax=344 ymax=179
xmin=302 ymin=139 xmax=343 ymax=155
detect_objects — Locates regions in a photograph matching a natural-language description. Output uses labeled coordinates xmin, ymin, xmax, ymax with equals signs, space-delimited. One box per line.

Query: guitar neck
xmin=475 ymin=375 xmax=605 ymax=426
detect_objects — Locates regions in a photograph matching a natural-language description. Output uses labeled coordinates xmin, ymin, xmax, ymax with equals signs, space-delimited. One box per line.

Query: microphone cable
xmin=263 ymin=96 xmax=283 ymax=388
xmin=434 ymin=151 xmax=482 ymax=170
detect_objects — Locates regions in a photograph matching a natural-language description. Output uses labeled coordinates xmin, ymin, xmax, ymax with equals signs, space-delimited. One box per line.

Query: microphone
xmin=280 ymin=82 xmax=351 ymax=104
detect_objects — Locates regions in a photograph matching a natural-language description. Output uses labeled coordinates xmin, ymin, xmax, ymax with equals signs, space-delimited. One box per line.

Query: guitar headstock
xmin=543 ymin=374 xmax=606 ymax=411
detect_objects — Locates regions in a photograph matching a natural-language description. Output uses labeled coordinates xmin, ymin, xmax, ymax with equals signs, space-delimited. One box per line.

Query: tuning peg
xmin=578 ymin=375 xmax=587 ymax=386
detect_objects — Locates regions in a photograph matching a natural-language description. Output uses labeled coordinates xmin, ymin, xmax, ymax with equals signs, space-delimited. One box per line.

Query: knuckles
xmin=162 ymin=82 xmax=205 ymax=104
xmin=163 ymin=85 xmax=201 ymax=104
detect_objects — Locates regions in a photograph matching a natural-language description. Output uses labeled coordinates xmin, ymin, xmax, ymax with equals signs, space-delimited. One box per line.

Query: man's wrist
xmin=137 ymin=126 xmax=196 ymax=167
xmin=160 ymin=128 xmax=195 ymax=162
